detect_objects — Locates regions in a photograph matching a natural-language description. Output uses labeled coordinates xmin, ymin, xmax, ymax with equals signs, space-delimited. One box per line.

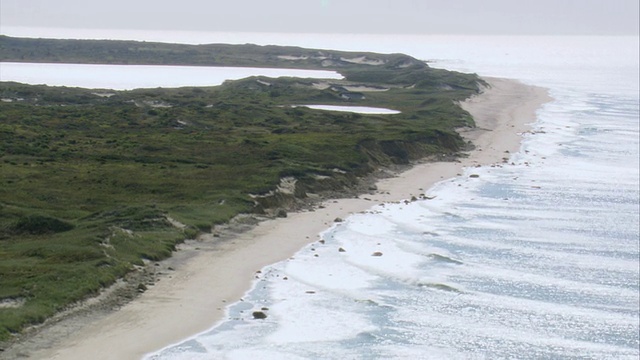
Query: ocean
xmin=143 ymin=34 xmax=639 ymax=360
xmin=3 ymin=29 xmax=638 ymax=359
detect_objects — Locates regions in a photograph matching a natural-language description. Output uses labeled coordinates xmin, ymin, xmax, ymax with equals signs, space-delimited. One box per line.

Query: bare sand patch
xmin=277 ymin=55 xmax=309 ymax=61
xmin=339 ymin=56 xmax=385 ymax=66
xmin=311 ymin=81 xmax=331 ymax=90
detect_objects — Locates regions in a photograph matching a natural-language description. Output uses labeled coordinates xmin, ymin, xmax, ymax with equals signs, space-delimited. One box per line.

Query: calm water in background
xmin=2 ymin=29 xmax=638 ymax=359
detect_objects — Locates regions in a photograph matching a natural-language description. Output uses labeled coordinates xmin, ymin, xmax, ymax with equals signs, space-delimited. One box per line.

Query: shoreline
xmin=5 ymin=77 xmax=552 ymax=359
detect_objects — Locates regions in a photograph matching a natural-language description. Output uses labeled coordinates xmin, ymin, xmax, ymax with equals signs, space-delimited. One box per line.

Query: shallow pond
xmin=295 ymin=104 xmax=401 ymax=114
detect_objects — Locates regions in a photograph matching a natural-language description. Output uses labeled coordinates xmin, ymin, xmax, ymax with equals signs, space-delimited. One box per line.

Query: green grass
xmin=0 ymin=38 xmax=483 ymax=341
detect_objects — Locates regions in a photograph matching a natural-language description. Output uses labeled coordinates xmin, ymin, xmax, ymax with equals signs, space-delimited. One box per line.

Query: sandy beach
xmin=5 ymin=77 xmax=551 ymax=360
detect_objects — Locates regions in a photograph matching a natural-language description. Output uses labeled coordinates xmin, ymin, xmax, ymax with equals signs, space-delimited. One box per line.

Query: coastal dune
xmin=9 ymin=77 xmax=551 ymax=360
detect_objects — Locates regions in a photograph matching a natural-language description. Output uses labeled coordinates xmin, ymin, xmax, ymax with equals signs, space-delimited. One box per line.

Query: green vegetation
xmin=0 ymin=36 xmax=482 ymax=340
xmin=1 ymin=35 xmax=423 ymax=70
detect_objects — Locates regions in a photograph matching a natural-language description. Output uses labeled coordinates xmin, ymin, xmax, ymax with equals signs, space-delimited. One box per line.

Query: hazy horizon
xmin=1 ymin=0 xmax=638 ymax=36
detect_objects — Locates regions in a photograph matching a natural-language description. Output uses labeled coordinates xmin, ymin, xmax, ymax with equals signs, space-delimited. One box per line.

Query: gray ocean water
xmin=8 ymin=31 xmax=629 ymax=359
xmin=140 ymin=35 xmax=639 ymax=360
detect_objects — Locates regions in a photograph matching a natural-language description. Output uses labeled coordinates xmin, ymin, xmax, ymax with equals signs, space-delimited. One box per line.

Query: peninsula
xmin=0 ymin=36 xmax=550 ymax=358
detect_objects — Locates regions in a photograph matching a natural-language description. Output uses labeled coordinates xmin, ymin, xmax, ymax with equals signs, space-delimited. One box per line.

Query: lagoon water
xmin=0 ymin=62 xmax=343 ymax=90
xmin=2 ymin=29 xmax=638 ymax=359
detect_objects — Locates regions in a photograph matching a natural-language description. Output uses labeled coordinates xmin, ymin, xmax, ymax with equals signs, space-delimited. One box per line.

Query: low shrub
xmin=13 ymin=215 xmax=75 ymax=235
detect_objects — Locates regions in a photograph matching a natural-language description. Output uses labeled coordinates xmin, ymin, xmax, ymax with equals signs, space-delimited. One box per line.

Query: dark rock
xmin=252 ymin=311 xmax=267 ymax=319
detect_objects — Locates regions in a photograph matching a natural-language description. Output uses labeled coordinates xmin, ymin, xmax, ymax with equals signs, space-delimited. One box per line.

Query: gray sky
xmin=1 ymin=0 xmax=638 ymax=35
